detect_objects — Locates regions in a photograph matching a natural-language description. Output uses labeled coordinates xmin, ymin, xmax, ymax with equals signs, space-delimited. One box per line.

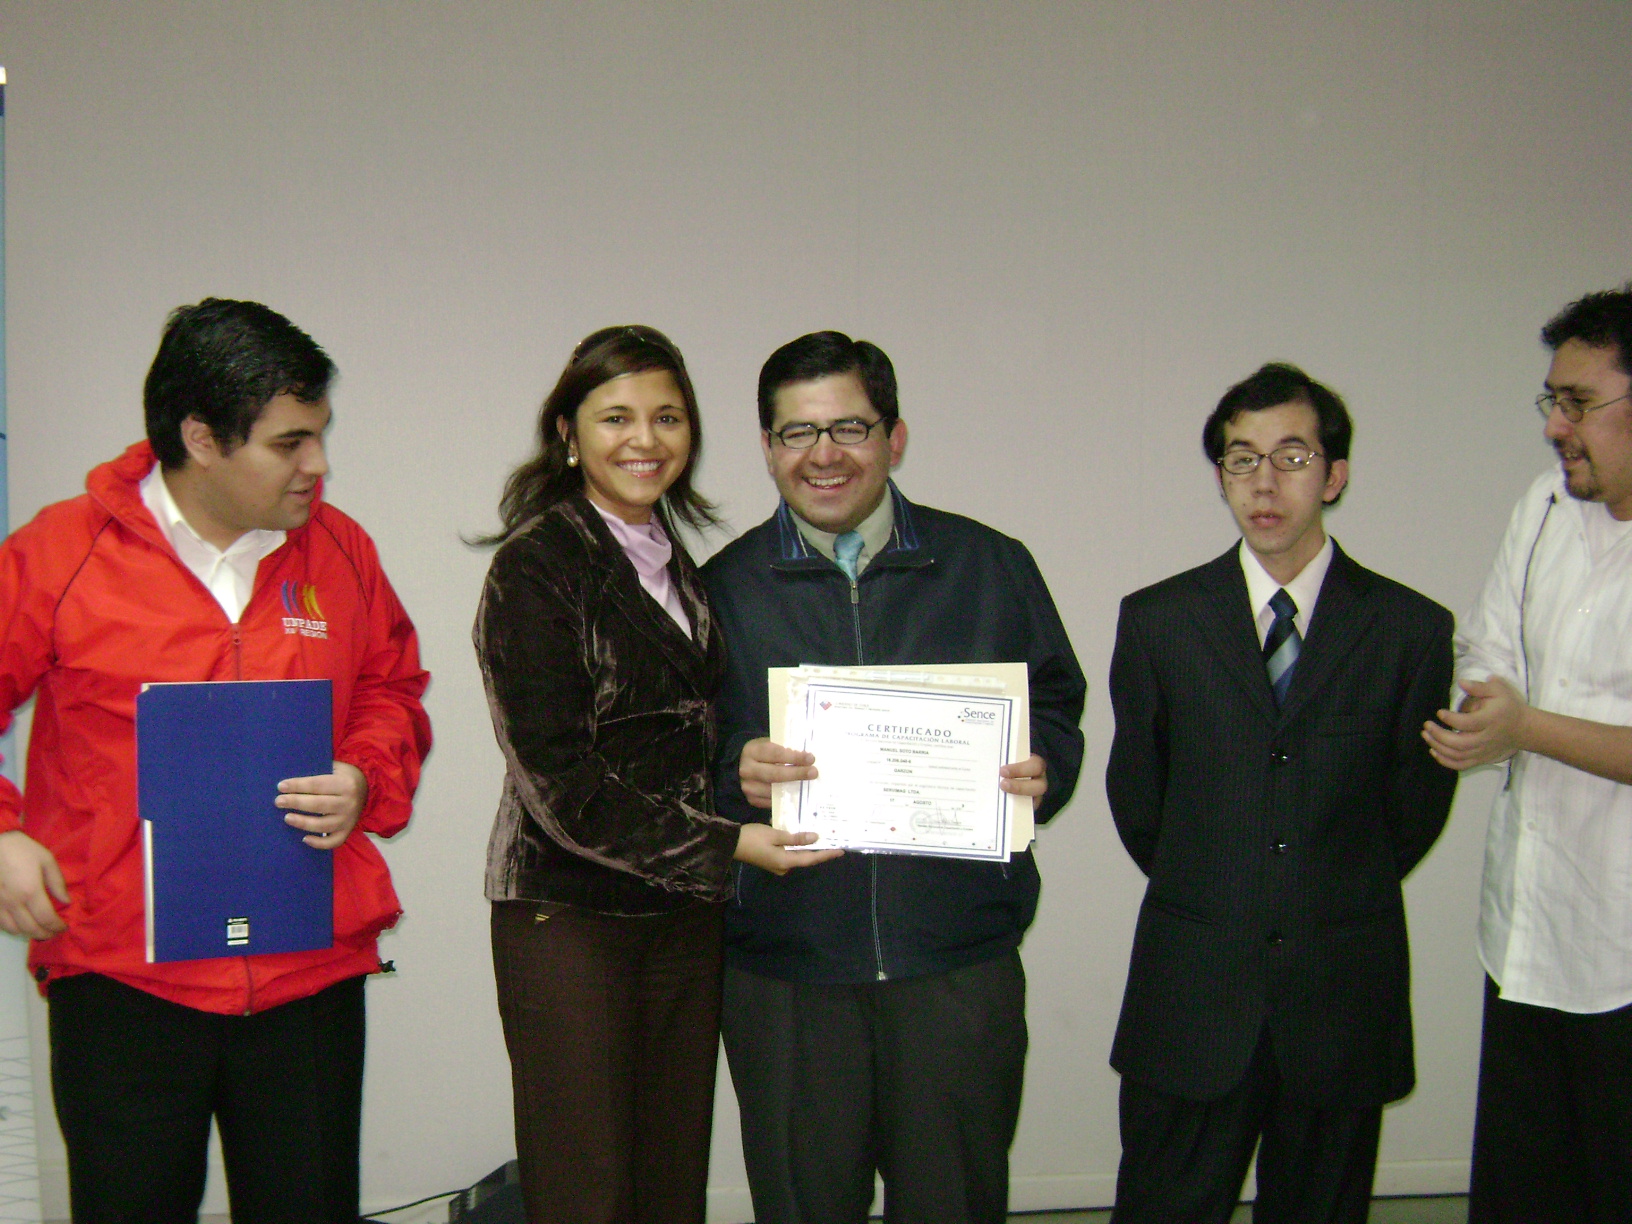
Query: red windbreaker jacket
xmin=0 ymin=442 xmax=432 ymax=1014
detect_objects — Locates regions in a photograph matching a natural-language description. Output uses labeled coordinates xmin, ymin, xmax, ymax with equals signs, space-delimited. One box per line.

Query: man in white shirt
xmin=1425 ymin=284 xmax=1632 ymax=1223
xmin=1108 ymin=363 xmax=1456 ymax=1223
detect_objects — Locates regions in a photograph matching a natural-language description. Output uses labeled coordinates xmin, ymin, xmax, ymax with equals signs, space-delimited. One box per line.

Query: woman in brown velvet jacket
xmin=474 ymin=326 xmax=837 ymax=1224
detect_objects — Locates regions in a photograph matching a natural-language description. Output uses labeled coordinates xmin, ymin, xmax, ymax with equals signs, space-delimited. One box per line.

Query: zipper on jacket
xmin=869 ymin=856 xmax=887 ymax=980
xmin=847 ymin=573 xmax=887 ymax=981
xmin=848 ymin=579 xmax=864 ymax=667
xmin=242 ymin=955 xmax=254 ymax=1016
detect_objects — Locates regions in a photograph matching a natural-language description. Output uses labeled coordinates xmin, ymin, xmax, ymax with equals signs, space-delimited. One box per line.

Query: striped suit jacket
xmin=1106 ymin=542 xmax=1456 ymax=1107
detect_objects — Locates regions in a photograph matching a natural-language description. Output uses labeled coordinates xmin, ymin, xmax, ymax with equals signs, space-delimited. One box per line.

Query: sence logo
xmin=281 ymin=581 xmax=329 ymax=640
xmin=958 ymin=706 xmax=998 ymax=724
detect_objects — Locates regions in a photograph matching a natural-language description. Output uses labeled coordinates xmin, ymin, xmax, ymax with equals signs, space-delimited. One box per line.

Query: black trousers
xmin=48 ymin=971 xmax=366 ymax=1224
xmin=1469 ymin=975 xmax=1632 ymax=1223
xmin=1111 ymin=1029 xmax=1382 ymax=1224
xmin=491 ymin=898 xmax=725 ymax=1224
xmin=721 ymin=952 xmax=1028 ymax=1224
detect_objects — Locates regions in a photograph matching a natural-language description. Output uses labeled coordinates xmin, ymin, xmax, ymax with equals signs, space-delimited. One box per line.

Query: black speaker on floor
xmin=447 ymin=1160 xmax=524 ymax=1223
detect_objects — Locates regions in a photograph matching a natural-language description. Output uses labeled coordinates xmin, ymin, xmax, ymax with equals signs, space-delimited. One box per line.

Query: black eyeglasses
xmin=766 ymin=418 xmax=886 ymax=450
xmin=1215 ymin=445 xmax=1325 ymax=476
xmin=1535 ymin=390 xmax=1632 ymax=423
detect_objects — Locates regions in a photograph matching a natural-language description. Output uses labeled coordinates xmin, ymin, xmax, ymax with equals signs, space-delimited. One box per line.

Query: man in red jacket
xmin=0 ymin=299 xmax=432 ymax=1224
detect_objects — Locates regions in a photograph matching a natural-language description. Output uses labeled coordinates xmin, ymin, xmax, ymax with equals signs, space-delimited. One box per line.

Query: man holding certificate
xmin=1105 ymin=363 xmax=1455 ymax=1223
xmin=0 ymin=299 xmax=431 ymax=1223
xmin=704 ymin=331 xmax=1086 ymax=1224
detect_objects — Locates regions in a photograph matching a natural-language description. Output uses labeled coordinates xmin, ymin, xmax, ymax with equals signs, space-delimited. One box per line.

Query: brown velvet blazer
xmin=476 ymin=495 xmax=735 ymax=916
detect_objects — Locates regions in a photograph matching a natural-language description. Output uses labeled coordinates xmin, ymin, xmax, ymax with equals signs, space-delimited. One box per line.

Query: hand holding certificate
xmin=767 ymin=663 xmax=1034 ymax=862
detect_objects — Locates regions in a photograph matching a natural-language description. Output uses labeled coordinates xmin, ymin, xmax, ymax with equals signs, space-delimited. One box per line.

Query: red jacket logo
xmin=280 ymin=582 xmax=329 ymax=639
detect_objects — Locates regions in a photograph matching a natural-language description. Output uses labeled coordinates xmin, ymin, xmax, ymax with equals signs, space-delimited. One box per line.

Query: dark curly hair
xmin=1542 ymin=283 xmax=1632 ymax=373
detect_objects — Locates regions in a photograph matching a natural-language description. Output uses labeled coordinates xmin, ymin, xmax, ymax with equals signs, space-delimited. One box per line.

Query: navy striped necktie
xmin=1263 ymin=588 xmax=1300 ymax=706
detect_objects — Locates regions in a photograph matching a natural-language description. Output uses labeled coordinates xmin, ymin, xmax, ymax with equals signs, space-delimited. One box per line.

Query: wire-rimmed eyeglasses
xmin=766 ymin=418 xmax=886 ymax=450
xmin=1215 ymin=445 xmax=1325 ymax=476
xmin=1535 ymin=390 xmax=1632 ymax=423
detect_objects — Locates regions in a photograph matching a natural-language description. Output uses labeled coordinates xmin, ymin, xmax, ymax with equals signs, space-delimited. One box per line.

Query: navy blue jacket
xmin=702 ymin=486 xmax=1086 ymax=984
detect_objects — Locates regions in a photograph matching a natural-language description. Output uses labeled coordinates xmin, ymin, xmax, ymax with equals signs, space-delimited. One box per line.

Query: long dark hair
xmin=479 ymin=325 xmax=720 ymax=544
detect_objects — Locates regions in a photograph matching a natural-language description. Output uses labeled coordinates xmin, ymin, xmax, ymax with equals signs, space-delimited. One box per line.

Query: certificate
xmin=769 ymin=663 xmax=1031 ymax=862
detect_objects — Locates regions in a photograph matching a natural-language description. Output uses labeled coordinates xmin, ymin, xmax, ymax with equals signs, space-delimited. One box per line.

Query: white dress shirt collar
xmin=1238 ymin=535 xmax=1334 ymax=647
xmin=138 ymin=463 xmax=285 ymax=623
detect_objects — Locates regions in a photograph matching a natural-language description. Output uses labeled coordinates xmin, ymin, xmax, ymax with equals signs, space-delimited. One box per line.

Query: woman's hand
xmin=733 ymin=822 xmax=844 ymax=875
xmin=738 ymin=738 xmax=817 ymax=809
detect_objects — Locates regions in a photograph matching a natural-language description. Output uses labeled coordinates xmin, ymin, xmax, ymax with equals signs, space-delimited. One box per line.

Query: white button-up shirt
xmin=1458 ymin=469 xmax=1632 ymax=1013
xmin=1238 ymin=534 xmax=1334 ymax=648
xmin=138 ymin=464 xmax=285 ymax=623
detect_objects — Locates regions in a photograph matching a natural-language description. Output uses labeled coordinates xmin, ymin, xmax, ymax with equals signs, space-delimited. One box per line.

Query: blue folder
xmin=137 ymin=679 xmax=334 ymax=964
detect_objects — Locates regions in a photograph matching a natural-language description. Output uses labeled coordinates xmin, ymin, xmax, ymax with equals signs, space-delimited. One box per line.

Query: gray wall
xmin=1 ymin=1 xmax=1628 ymax=1217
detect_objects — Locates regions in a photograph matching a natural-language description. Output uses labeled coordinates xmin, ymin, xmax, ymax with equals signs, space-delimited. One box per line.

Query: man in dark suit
xmin=1105 ymin=362 xmax=1458 ymax=1224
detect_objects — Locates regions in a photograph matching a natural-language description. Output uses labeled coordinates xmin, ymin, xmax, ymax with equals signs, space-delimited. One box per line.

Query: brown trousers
xmin=491 ymin=898 xmax=725 ymax=1224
